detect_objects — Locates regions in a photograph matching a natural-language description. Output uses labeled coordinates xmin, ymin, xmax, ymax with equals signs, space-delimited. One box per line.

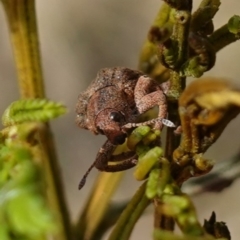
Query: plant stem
xmin=153 ymin=0 xmax=192 ymax=232
xmin=1 ymin=0 xmax=45 ymax=98
xmin=167 ymin=3 xmax=191 ymax=99
xmin=75 ymin=172 xmax=124 ymax=240
xmin=108 ymin=182 xmax=150 ymax=240
xmin=0 ymin=1 xmax=72 ymax=239
xmin=190 ymin=0 xmax=220 ymax=33
xmin=138 ymin=2 xmax=173 ymax=82
xmin=164 ymin=0 xmax=192 ymax=168
xmin=38 ymin=125 xmax=72 ymax=240
xmin=209 ymin=23 xmax=240 ymax=52
xmin=154 ymin=198 xmax=175 ymax=231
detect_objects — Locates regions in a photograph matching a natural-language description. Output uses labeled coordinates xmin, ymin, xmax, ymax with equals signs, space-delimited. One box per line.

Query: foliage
xmin=0 ymin=0 xmax=240 ymax=240
xmin=2 ymin=99 xmax=66 ymax=127
xmin=0 ymin=100 xmax=66 ymax=239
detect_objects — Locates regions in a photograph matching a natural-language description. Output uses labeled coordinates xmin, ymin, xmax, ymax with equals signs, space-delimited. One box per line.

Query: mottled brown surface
xmin=76 ymin=67 xmax=167 ymax=145
xmin=76 ymin=67 xmax=167 ymax=185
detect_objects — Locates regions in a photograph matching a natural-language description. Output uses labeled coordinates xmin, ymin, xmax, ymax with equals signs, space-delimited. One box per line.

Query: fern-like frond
xmin=0 ymin=137 xmax=57 ymax=239
xmin=2 ymin=99 xmax=67 ymax=127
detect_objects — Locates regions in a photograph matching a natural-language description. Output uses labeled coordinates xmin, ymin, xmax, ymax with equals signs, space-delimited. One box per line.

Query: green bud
xmin=228 ymin=15 xmax=240 ymax=34
xmin=127 ymin=126 xmax=151 ymax=150
xmin=134 ymin=147 xmax=163 ymax=180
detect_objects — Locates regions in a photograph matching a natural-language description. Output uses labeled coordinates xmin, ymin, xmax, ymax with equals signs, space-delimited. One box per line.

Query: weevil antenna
xmin=78 ymin=160 xmax=97 ymax=190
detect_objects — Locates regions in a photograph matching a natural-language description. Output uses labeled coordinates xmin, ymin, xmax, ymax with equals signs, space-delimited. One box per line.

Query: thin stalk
xmin=38 ymin=125 xmax=72 ymax=240
xmin=164 ymin=0 xmax=192 ymax=169
xmin=154 ymin=198 xmax=175 ymax=231
xmin=209 ymin=23 xmax=240 ymax=52
xmin=1 ymin=0 xmax=44 ymax=98
xmin=0 ymin=1 xmax=72 ymax=239
xmin=75 ymin=172 xmax=124 ymax=240
xmin=190 ymin=0 xmax=220 ymax=32
xmin=108 ymin=182 xmax=150 ymax=240
xmin=138 ymin=2 xmax=173 ymax=82
xmin=154 ymin=0 xmax=192 ymax=232
xmin=167 ymin=4 xmax=191 ymax=99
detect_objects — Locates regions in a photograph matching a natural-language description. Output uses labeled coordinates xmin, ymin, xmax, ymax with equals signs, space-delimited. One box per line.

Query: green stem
xmin=198 ymin=0 xmax=221 ymax=7
xmin=0 ymin=1 xmax=72 ymax=240
xmin=190 ymin=0 xmax=220 ymax=32
xmin=75 ymin=172 xmax=124 ymax=240
xmin=168 ymin=71 xmax=186 ymax=100
xmin=162 ymin=193 xmax=204 ymax=236
xmin=154 ymin=202 xmax=175 ymax=231
xmin=209 ymin=23 xmax=240 ymax=52
xmin=168 ymin=3 xmax=191 ymax=99
xmin=38 ymin=125 xmax=72 ymax=240
xmin=1 ymin=0 xmax=45 ymax=98
xmin=138 ymin=2 xmax=173 ymax=82
xmin=153 ymin=1 xmax=192 ymax=233
xmin=108 ymin=182 xmax=150 ymax=240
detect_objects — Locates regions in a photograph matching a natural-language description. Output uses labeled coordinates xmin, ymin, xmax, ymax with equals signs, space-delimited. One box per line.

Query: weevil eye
xmin=110 ymin=112 xmax=123 ymax=122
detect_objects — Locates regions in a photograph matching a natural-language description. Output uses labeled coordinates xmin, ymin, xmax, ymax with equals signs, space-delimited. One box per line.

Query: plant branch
xmin=108 ymin=182 xmax=150 ymax=240
xmin=209 ymin=16 xmax=240 ymax=52
xmin=138 ymin=2 xmax=173 ymax=82
xmin=190 ymin=0 xmax=220 ymax=33
xmin=152 ymin=0 xmax=193 ymax=232
xmin=0 ymin=1 xmax=72 ymax=239
xmin=167 ymin=1 xmax=192 ymax=99
xmin=75 ymin=172 xmax=124 ymax=240
xmin=1 ymin=0 xmax=45 ymax=98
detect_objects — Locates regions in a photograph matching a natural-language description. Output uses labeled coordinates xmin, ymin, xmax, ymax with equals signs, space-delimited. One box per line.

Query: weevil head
xmin=95 ymin=108 xmax=127 ymax=145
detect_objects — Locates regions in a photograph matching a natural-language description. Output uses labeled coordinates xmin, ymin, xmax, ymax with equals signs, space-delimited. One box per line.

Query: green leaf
xmin=0 ymin=138 xmax=57 ymax=239
xmin=0 ymin=221 xmax=10 ymax=240
xmin=2 ymin=99 xmax=67 ymax=126
xmin=6 ymin=191 xmax=55 ymax=237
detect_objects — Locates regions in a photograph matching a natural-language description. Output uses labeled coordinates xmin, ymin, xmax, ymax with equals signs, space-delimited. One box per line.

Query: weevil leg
xmin=95 ymin=140 xmax=137 ymax=171
xmin=79 ymin=140 xmax=137 ymax=189
xmin=134 ymin=75 xmax=168 ymax=130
